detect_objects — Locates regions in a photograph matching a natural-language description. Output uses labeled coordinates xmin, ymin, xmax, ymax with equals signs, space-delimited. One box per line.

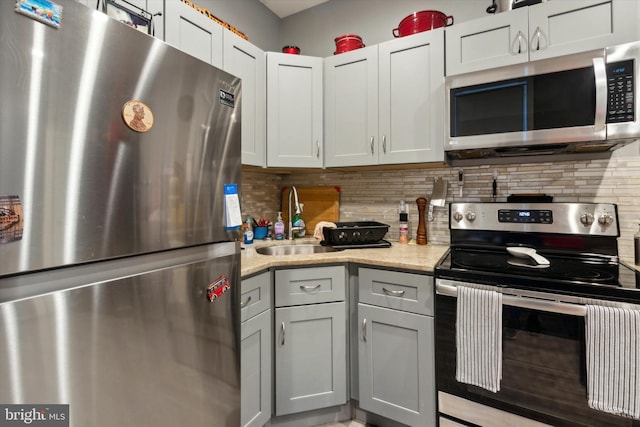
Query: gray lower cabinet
xmin=274 ymin=266 xmax=347 ymax=416
xmin=357 ymin=267 xmax=436 ymax=426
xmin=241 ymin=272 xmax=272 ymax=427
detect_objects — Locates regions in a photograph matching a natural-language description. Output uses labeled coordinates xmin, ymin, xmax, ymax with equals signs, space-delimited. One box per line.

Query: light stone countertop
xmin=241 ymin=238 xmax=449 ymax=277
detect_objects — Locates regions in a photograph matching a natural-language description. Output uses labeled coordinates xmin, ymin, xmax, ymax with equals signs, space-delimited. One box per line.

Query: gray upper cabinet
xmin=324 ymin=46 xmax=379 ymax=167
xmin=224 ymin=32 xmax=267 ymax=167
xmin=324 ymin=29 xmax=445 ymax=167
xmin=267 ymin=53 xmax=324 ymax=168
xmin=164 ymin=0 xmax=223 ymax=69
xmin=446 ymin=0 xmax=639 ymax=76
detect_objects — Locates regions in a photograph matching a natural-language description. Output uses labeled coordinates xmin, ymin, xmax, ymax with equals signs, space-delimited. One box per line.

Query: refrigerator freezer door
xmin=0 ymin=242 xmax=240 ymax=426
xmin=0 ymin=0 xmax=241 ymax=276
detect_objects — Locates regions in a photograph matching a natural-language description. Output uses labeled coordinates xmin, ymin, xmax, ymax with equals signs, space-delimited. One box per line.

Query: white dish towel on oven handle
xmin=586 ymin=305 xmax=640 ymax=420
xmin=456 ymin=285 xmax=503 ymax=393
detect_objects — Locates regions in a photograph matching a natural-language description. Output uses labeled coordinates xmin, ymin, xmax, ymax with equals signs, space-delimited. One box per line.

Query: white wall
xmin=280 ymin=0 xmax=490 ymax=57
xmin=184 ymin=0 xmax=282 ymax=52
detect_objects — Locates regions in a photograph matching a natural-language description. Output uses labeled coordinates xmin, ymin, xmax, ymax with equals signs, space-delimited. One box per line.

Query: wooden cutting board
xmin=281 ymin=186 xmax=340 ymax=236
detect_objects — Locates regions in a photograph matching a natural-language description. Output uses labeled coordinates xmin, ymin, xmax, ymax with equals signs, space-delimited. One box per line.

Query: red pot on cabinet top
xmin=334 ymin=34 xmax=365 ymax=55
xmin=392 ymin=10 xmax=453 ymax=38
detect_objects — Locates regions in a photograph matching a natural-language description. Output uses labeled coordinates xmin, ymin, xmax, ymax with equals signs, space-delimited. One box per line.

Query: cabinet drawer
xmin=241 ymin=271 xmax=271 ymax=322
xmin=358 ymin=268 xmax=433 ymax=316
xmin=275 ymin=266 xmax=345 ymax=307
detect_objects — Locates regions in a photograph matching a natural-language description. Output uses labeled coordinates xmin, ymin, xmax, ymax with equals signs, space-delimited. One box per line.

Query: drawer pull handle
xmin=383 ymin=287 xmax=405 ymax=296
xmin=281 ymin=322 xmax=286 ymax=346
xmin=240 ymin=296 xmax=252 ymax=308
xmin=362 ymin=318 xmax=367 ymax=342
xmin=300 ymin=284 xmax=321 ymax=292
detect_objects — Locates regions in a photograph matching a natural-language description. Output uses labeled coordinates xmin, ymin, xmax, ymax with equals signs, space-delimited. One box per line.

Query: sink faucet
xmin=287 ymin=186 xmax=304 ymax=240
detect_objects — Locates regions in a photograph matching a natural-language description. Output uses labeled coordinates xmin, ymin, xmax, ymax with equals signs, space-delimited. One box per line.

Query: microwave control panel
xmin=606 ymin=59 xmax=634 ymax=123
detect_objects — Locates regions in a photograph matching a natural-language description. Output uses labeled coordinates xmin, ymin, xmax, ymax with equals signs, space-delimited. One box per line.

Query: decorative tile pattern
xmin=241 ymin=143 xmax=640 ymax=263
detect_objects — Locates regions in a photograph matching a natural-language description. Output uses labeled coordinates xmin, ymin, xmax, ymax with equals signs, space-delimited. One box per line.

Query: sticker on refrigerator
xmin=207 ymin=275 xmax=231 ymax=302
xmin=121 ymin=100 xmax=154 ymax=133
xmin=15 ymin=0 xmax=63 ymax=29
xmin=0 ymin=195 xmax=24 ymax=244
xmin=224 ymin=184 xmax=242 ymax=231
xmin=219 ymin=90 xmax=235 ymax=108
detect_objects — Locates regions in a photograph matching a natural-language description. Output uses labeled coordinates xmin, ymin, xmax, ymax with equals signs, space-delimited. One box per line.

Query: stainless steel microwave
xmin=445 ymin=41 xmax=640 ymax=162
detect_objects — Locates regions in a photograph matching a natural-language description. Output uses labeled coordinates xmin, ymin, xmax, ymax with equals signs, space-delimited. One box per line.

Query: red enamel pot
xmin=392 ymin=10 xmax=454 ymax=38
xmin=334 ymin=34 xmax=365 ymax=55
xmin=282 ymin=45 xmax=300 ymax=54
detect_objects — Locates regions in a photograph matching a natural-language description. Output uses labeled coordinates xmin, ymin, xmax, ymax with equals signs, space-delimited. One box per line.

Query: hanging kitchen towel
xmin=456 ymin=285 xmax=502 ymax=393
xmin=586 ymin=305 xmax=640 ymax=420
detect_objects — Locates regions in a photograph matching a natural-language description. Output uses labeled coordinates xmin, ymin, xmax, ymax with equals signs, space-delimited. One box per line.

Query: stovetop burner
xmin=450 ymin=248 xmax=617 ymax=283
xmin=435 ymin=202 xmax=640 ymax=302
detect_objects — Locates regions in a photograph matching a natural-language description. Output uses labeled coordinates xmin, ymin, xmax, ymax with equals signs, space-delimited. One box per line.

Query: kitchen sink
xmin=255 ymin=244 xmax=341 ymax=256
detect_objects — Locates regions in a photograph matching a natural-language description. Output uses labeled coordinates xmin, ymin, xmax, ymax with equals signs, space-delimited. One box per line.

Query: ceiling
xmin=258 ymin=0 xmax=330 ymax=18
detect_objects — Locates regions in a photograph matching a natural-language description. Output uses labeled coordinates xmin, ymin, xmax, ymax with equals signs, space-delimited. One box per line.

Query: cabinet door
xmin=445 ymin=7 xmax=529 ymax=76
xmin=379 ymin=29 xmax=445 ymax=164
xmin=224 ymin=32 xmax=266 ymax=167
xmin=358 ymin=303 xmax=435 ymax=426
xmin=528 ymin=0 xmax=638 ymax=62
xmin=164 ymin=0 xmax=223 ymax=68
xmin=324 ymin=46 xmax=379 ymax=167
xmin=267 ymin=53 xmax=323 ymax=168
xmin=241 ymin=309 xmax=272 ymax=427
xmin=275 ymin=302 xmax=347 ymax=415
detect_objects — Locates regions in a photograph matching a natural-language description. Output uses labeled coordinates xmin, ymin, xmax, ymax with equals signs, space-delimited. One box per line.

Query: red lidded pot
xmin=392 ymin=10 xmax=453 ymax=38
xmin=282 ymin=45 xmax=300 ymax=54
xmin=334 ymin=34 xmax=365 ymax=55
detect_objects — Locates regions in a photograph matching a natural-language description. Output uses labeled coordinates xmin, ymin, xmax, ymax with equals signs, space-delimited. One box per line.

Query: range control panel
xmin=498 ymin=209 xmax=553 ymax=224
xmin=607 ymin=59 xmax=635 ymax=123
xmin=450 ymin=202 xmax=619 ymax=237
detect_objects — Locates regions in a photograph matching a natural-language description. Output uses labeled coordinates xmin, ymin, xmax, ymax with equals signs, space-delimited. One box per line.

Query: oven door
xmin=435 ymin=279 xmax=639 ymax=427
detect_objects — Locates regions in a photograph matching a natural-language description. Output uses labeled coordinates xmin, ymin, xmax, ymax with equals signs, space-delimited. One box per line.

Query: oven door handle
xmin=436 ymin=283 xmax=587 ymax=317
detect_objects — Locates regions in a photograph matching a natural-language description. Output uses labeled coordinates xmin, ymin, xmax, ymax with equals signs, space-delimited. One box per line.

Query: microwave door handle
xmin=593 ymin=57 xmax=607 ymax=132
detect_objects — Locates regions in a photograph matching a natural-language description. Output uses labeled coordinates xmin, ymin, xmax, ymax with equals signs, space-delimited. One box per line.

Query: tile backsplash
xmin=241 ymin=142 xmax=640 ymax=264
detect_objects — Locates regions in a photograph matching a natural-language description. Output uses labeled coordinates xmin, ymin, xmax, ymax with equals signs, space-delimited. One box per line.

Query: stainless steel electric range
xmin=434 ymin=202 xmax=640 ymax=427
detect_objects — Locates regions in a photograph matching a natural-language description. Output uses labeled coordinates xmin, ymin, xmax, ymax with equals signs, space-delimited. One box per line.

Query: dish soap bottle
xmin=274 ymin=211 xmax=285 ymax=240
xmin=243 ymin=217 xmax=254 ymax=244
xmin=293 ymin=203 xmax=306 ymax=238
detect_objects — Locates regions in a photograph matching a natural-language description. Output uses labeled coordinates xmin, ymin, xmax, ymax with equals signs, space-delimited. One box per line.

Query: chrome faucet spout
xmin=287 ymin=186 xmax=302 ymax=240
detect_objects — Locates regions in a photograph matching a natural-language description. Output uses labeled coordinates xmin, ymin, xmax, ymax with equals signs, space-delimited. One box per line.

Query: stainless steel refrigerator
xmin=0 ymin=1 xmax=242 ymax=425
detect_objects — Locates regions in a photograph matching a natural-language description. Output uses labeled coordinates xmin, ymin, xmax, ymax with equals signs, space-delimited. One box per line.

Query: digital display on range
xmin=498 ymin=209 xmax=553 ymax=224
